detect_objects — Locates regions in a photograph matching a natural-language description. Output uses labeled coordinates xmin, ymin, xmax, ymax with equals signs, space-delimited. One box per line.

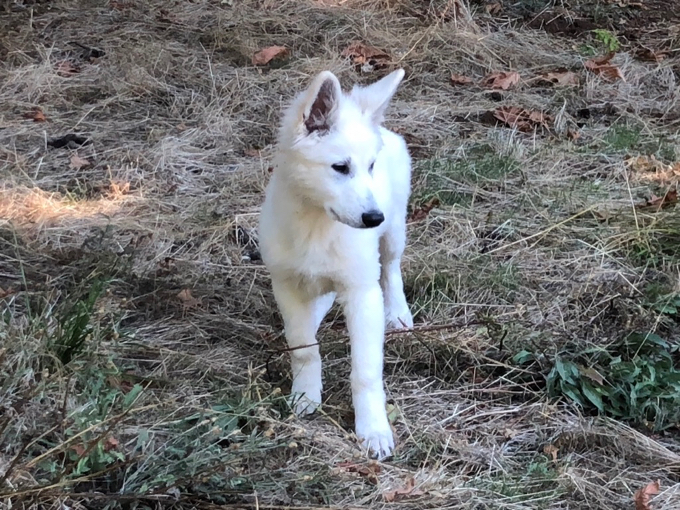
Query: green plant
xmin=50 ymin=279 xmax=108 ymax=365
xmin=592 ymin=29 xmax=620 ymax=52
xmin=605 ymin=125 xmax=641 ymax=151
xmin=515 ymin=332 xmax=680 ymax=431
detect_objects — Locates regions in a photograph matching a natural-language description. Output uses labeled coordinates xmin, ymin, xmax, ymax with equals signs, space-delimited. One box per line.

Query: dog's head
xmin=276 ymin=69 xmax=405 ymax=229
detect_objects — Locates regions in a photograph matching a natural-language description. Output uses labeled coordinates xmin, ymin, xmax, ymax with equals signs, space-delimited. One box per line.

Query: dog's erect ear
xmin=300 ymin=71 xmax=342 ymax=135
xmin=350 ymin=69 xmax=405 ymax=124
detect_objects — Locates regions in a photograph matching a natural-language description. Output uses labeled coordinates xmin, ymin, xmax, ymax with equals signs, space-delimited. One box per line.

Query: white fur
xmin=258 ymin=69 xmax=413 ymax=459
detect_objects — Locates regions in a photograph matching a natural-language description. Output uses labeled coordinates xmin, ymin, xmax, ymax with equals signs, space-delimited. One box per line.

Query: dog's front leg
xmin=271 ymin=278 xmax=334 ymax=415
xmin=343 ymin=284 xmax=394 ymax=459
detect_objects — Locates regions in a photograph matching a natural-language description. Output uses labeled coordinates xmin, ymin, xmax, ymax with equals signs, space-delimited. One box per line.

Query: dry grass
xmin=1 ymin=0 xmax=680 ymax=508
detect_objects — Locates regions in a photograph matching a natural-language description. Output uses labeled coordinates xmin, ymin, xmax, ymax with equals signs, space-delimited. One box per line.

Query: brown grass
xmin=1 ymin=0 xmax=680 ymax=508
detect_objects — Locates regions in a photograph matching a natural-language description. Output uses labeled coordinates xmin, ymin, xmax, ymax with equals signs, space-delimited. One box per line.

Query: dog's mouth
xmin=329 ymin=208 xmax=364 ymax=229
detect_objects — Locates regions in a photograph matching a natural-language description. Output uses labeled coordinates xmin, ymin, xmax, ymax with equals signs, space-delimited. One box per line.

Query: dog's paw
xmin=356 ymin=421 xmax=395 ymax=460
xmin=289 ymin=391 xmax=321 ymax=416
xmin=385 ymin=307 xmax=413 ymax=330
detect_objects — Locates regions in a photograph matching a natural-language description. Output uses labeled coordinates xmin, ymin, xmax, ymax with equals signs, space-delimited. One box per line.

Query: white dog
xmin=258 ymin=69 xmax=413 ymax=459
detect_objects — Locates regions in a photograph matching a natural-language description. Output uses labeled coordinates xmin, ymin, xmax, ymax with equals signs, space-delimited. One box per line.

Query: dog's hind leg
xmin=342 ymin=283 xmax=394 ymax=459
xmin=271 ymin=278 xmax=334 ymax=415
xmin=379 ymin=221 xmax=414 ymax=329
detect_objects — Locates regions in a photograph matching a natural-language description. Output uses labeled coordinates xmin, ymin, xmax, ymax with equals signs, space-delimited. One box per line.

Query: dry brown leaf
xmin=567 ymin=128 xmax=581 ymax=141
xmin=383 ymin=477 xmax=425 ymax=502
xmin=586 ymin=52 xmax=615 ymax=67
xmin=0 ymin=286 xmax=15 ymax=299
xmin=450 ymin=74 xmax=474 ymax=86
xmin=636 ymin=48 xmax=669 ymax=63
xmin=110 ymin=0 xmax=133 ymax=9
xmin=481 ymin=71 xmax=520 ymax=90
xmin=627 ymin=156 xmax=680 ymax=185
xmin=409 ymin=197 xmax=440 ymax=222
xmin=585 ymin=53 xmax=623 ymax=82
xmin=70 ymin=154 xmax=91 ymax=170
xmin=177 ymin=289 xmax=201 ymax=308
xmin=341 ymin=41 xmax=390 ymax=69
xmin=485 ymin=2 xmax=502 ymax=15
xmin=71 ymin=444 xmax=87 ymax=457
xmin=627 ymin=155 xmax=665 ymax=173
xmin=252 ymin=46 xmax=288 ymax=66
xmin=337 ymin=461 xmax=381 ymax=484
xmin=539 ymin=71 xmax=580 ymax=87
xmin=104 ymin=436 xmax=120 ymax=452
xmin=24 ymin=108 xmax=47 ymax=122
xmin=543 ymin=444 xmax=559 ymax=462
xmin=636 ymin=189 xmax=678 ymax=211
xmin=493 ymin=106 xmax=552 ymax=132
xmin=56 ymin=60 xmax=79 ymax=77
xmin=634 ymin=480 xmax=660 ymax=510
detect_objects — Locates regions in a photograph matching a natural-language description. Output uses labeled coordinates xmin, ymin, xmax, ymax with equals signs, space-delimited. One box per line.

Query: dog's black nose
xmin=362 ymin=210 xmax=384 ymax=228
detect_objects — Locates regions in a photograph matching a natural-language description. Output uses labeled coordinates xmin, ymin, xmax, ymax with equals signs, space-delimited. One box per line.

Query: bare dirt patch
xmin=1 ymin=0 xmax=680 ymax=509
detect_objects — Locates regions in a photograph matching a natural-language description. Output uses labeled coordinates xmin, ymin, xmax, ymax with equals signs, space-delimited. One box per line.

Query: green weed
xmin=592 ymin=29 xmax=620 ymax=52
xmin=515 ymin=332 xmax=680 ymax=431
xmin=50 ymin=278 xmax=108 ymax=365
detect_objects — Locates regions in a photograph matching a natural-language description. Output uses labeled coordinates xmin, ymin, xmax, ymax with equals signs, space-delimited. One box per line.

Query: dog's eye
xmin=332 ymin=163 xmax=350 ymax=175
xmin=369 ymin=161 xmax=375 ymax=173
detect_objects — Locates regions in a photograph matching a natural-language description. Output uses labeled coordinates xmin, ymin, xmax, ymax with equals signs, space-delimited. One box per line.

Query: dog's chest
xmin=274 ymin=223 xmax=380 ymax=284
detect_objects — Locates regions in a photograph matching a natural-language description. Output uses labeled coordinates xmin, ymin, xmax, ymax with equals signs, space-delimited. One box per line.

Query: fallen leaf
xmin=70 ymin=444 xmax=87 ymax=457
xmin=538 ymin=70 xmax=580 ymax=87
xmin=450 ymin=73 xmax=474 ymax=86
xmin=634 ymin=480 xmax=660 ymax=510
xmin=104 ymin=436 xmax=119 ymax=452
xmin=492 ymin=106 xmax=552 ymax=132
xmin=383 ymin=477 xmax=425 ymax=502
xmin=543 ymin=443 xmax=559 ymax=462
xmin=107 ymin=375 xmax=134 ymax=393
xmin=485 ymin=2 xmax=502 ymax=15
xmin=636 ymin=48 xmax=669 ymax=63
xmin=586 ymin=52 xmax=615 ymax=67
xmin=337 ymin=461 xmax=381 ymax=484
xmin=110 ymin=0 xmax=133 ymax=10
xmin=56 ymin=60 xmax=79 ymax=77
xmin=585 ymin=53 xmax=624 ymax=82
xmin=0 ymin=286 xmax=15 ymax=299
xmin=252 ymin=46 xmax=288 ymax=66
xmin=341 ymin=41 xmax=390 ymax=70
xmin=567 ymin=128 xmax=581 ymax=141
xmin=627 ymin=155 xmax=665 ymax=173
xmin=627 ymin=156 xmax=680 ymax=185
xmin=409 ymin=197 xmax=440 ymax=222
xmin=636 ymin=189 xmax=678 ymax=211
xmin=481 ymin=71 xmax=520 ymax=90
xmin=70 ymin=154 xmax=91 ymax=170
xmin=24 ymin=108 xmax=47 ymax=122
xmin=177 ymin=289 xmax=201 ymax=309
